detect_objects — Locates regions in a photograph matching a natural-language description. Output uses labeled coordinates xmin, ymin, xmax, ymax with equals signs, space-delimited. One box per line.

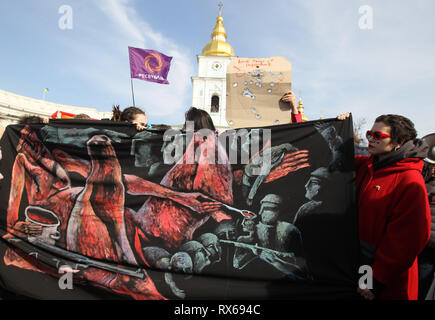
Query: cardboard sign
xmin=226 ymin=57 xmax=292 ymax=128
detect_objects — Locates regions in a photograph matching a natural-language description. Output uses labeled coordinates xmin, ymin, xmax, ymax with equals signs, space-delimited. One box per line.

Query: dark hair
xmin=111 ymin=105 xmax=146 ymax=123
xmin=184 ymin=107 xmax=216 ymax=131
xmin=74 ymin=113 xmax=92 ymax=120
xmin=422 ymin=162 xmax=434 ymax=182
xmin=375 ymin=114 xmax=417 ymax=145
xmin=18 ymin=115 xmax=45 ymax=124
xmin=151 ymin=124 xmax=172 ymax=131
xmin=121 ymin=107 xmax=146 ymax=123
xmin=111 ymin=105 xmax=122 ymax=121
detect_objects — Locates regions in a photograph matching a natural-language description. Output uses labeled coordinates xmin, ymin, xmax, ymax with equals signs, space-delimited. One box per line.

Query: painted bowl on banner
xmin=25 ymin=206 xmax=61 ymax=245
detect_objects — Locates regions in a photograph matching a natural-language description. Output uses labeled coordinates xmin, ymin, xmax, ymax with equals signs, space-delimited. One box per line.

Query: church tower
xmin=297 ymin=94 xmax=309 ymax=122
xmin=191 ymin=3 xmax=236 ymax=128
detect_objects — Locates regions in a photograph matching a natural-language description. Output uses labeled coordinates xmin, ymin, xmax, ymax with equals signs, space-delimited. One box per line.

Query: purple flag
xmin=128 ymin=47 xmax=172 ymax=85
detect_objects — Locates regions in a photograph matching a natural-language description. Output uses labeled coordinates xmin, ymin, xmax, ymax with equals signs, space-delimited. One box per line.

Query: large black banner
xmin=0 ymin=117 xmax=359 ymax=300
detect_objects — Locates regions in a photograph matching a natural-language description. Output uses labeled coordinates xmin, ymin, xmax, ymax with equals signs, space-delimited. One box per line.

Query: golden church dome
xmin=202 ymin=8 xmax=235 ymax=56
xmin=298 ymin=98 xmax=309 ymax=122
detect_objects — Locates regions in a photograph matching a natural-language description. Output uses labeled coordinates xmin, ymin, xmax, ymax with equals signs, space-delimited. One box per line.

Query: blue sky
xmin=0 ymin=0 xmax=434 ymax=137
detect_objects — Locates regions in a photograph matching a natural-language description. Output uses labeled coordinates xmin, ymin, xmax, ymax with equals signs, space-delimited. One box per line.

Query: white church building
xmin=191 ymin=7 xmax=236 ymax=129
xmin=191 ymin=6 xmax=308 ymax=129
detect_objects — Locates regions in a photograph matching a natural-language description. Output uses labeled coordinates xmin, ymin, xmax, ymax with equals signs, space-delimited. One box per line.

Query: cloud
xmin=58 ymin=0 xmax=195 ymax=123
xmin=210 ymin=0 xmax=434 ymax=136
xmin=96 ymin=0 xmax=165 ymax=47
xmin=271 ymin=0 xmax=435 ymax=137
xmin=10 ymin=0 xmax=432 ymax=135
xmin=97 ymin=0 xmax=145 ymax=43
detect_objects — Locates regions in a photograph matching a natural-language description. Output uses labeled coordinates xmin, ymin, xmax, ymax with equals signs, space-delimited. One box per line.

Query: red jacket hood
xmin=371 ymin=157 xmax=424 ymax=174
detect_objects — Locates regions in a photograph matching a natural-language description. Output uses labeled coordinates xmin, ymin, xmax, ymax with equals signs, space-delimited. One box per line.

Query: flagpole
xmin=128 ymin=47 xmax=136 ymax=107
xmin=130 ymin=78 xmax=136 ymax=107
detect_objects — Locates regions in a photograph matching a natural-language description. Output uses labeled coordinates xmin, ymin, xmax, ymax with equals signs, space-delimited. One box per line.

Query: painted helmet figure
xmin=258 ymin=194 xmax=283 ymax=225
xmin=304 ymin=167 xmax=330 ymax=200
xmin=214 ymin=220 xmax=237 ymax=241
xmin=179 ymin=240 xmax=211 ymax=274
xmin=170 ymin=252 xmax=193 ymax=274
xmin=197 ymin=233 xmax=222 ymax=264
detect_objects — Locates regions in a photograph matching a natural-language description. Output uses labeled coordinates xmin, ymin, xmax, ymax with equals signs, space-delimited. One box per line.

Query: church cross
xmin=218 ymin=2 xmax=223 ymax=15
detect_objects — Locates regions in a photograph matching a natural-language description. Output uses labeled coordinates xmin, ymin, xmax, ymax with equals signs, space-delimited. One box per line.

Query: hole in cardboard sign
xmin=243 ymin=89 xmax=256 ymax=100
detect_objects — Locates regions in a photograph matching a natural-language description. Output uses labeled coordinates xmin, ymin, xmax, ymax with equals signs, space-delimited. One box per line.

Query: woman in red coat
xmin=340 ymin=113 xmax=431 ymax=300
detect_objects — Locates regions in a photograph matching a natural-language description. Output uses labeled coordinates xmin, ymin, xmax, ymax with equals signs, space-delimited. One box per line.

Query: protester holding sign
xmin=280 ymin=91 xmax=302 ymax=123
xmin=339 ymin=113 xmax=431 ymax=300
xmin=418 ymin=144 xmax=435 ymax=299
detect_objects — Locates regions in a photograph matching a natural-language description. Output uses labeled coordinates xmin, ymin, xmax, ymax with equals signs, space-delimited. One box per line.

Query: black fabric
xmin=373 ymin=138 xmax=429 ymax=170
xmin=359 ymin=240 xmax=376 ymax=267
xmin=0 ymin=118 xmax=360 ymax=300
xmin=371 ymin=277 xmax=387 ymax=297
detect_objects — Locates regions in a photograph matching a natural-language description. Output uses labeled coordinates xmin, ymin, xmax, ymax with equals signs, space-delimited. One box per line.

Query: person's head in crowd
xmin=366 ymin=114 xmax=417 ymax=160
xmin=18 ymin=115 xmax=47 ymax=124
xmin=422 ymin=161 xmax=435 ymax=183
xmin=111 ymin=105 xmax=122 ymax=121
xmin=183 ymin=107 xmax=216 ymax=132
xmin=112 ymin=105 xmax=148 ymax=131
xmin=74 ymin=113 xmax=92 ymax=120
xmin=422 ymin=135 xmax=435 ymax=182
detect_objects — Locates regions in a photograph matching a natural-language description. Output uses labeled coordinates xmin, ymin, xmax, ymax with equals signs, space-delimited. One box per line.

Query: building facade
xmin=0 ymin=89 xmax=112 ymax=129
xmin=191 ymin=7 xmax=308 ymax=129
xmin=191 ymin=8 xmax=236 ymax=129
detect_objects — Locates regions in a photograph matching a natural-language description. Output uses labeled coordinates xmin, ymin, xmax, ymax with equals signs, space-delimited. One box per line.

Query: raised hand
xmin=337 ymin=113 xmax=351 ymax=120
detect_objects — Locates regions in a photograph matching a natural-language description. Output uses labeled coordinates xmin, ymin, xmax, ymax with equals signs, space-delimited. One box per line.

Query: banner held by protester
xmin=0 ymin=117 xmax=359 ymax=299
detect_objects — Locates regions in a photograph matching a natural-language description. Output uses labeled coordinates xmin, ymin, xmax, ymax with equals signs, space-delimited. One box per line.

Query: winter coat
xmin=426 ymin=179 xmax=435 ymax=248
xmin=355 ymin=139 xmax=431 ymax=300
